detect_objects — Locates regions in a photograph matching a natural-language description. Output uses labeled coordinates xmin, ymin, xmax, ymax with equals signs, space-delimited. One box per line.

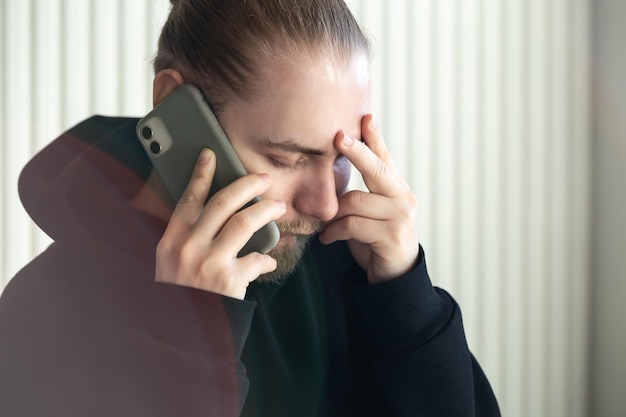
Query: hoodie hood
xmin=18 ymin=116 xmax=165 ymax=260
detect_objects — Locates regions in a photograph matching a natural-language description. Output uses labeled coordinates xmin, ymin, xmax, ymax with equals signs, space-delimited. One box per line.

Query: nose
xmin=293 ymin=169 xmax=340 ymax=222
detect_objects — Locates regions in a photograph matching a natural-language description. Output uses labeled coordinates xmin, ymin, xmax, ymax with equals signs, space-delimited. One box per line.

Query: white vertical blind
xmin=0 ymin=0 xmax=169 ymax=277
xmin=0 ymin=1 xmax=591 ymax=417
xmin=348 ymin=1 xmax=591 ymax=416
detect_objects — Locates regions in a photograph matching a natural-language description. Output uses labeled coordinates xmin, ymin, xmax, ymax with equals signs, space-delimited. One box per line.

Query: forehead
xmin=219 ymin=52 xmax=371 ymax=151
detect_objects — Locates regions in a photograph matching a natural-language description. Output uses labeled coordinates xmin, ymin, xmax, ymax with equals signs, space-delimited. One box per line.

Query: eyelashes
xmin=267 ymin=156 xmax=307 ymax=172
xmin=267 ymin=154 xmax=349 ymax=172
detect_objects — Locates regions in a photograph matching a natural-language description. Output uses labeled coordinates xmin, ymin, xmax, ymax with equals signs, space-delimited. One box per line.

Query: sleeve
xmin=344 ymin=246 xmax=501 ymax=417
xmin=0 ymin=252 xmax=258 ymax=417
xmin=105 ymin=283 xmax=257 ymax=417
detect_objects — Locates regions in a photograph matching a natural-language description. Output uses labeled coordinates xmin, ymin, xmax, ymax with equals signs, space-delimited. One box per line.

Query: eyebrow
xmin=258 ymin=137 xmax=328 ymax=156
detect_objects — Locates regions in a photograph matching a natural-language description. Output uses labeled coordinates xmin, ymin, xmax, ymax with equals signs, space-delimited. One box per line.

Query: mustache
xmin=277 ymin=218 xmax=322 ymax=235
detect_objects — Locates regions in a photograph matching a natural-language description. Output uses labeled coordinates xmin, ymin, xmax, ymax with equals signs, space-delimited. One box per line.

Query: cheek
xmin=261 ymin=170 xmax=299 ymax=207
xmin=334 ymin=157 xmax=352 ymax=195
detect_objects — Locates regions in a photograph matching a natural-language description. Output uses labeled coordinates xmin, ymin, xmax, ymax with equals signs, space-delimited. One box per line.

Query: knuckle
xmin=345 ymin=191 xmax=362 ymax=208
xmin=400 ymin=198 xmax=417 ymax=219
xmin=406 ymin=195 xmax=419 ymax=217
xmin=208 ymin=191 xmax=230 ymax=211
xmin=176 ymin=240 xmax=200 ymax=265
xmin=177 ymin=191 xmax=201 ymax=206
xmin=156 ymin=234 xmax=179 ymax=260
xmin=344 ymin=215 xmax=359 ymax=232
xmin=372 ymin=158 xmax=387 ymax=180
xmin=389 ymin=221 xmax=405 ymax=240
xmin=231 ymin=211 xmax=252 ymax=230
xmin=394 ymin=192 xmax=418 ymax=220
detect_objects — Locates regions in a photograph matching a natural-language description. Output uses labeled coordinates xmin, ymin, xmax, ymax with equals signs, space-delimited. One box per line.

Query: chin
xmin=258 ymin=233 xmax=312 ymax=284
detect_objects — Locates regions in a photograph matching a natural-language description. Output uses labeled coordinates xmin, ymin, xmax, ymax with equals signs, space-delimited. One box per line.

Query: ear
xmin=152 ymin=69 xmax=186 ymax=107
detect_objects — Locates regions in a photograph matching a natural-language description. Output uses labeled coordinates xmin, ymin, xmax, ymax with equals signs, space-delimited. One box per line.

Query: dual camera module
xmin=137 ymin=116 xmax=172 ymax=157
xmin=141 ymin=126 xmax=162 ymax=155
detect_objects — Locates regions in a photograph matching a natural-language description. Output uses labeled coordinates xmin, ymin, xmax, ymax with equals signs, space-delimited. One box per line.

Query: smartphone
xmin=135 ymin=84 xmax=280 ymax=256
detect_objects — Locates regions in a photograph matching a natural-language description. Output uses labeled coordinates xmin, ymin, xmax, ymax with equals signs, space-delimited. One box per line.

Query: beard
xmin=256 ymin=217 xmax=322 ymax=284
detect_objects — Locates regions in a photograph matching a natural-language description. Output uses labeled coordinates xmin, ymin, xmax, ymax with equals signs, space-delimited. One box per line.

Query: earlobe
xmin=152 ymin=69 xmax=186 ymax=107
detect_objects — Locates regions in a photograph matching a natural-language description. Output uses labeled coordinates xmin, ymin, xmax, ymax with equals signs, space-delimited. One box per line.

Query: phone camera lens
xmin=142 ymin=126 xmax=153 ymax=140
xmin=150 ymin=141 xmax=161 ymax=155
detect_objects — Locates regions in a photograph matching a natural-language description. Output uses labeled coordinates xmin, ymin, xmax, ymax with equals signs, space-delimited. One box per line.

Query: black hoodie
xmin=0 ymin=116 xmax=500 ymax=417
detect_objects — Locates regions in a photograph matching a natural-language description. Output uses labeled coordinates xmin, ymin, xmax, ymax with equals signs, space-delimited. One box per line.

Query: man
xmin=0 ymin=0 xmax=500 ymax=416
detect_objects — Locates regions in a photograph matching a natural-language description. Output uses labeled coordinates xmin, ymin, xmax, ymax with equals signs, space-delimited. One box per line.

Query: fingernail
xmin=199 ymin=148 xmax=212 ymax=164
xmin=277 ymin=201 xmax=286 ymax=210
xmin=342 ymin=133 xmax=354 ymax=147
xmin=260 ymin=173 xmax=271 ymax=184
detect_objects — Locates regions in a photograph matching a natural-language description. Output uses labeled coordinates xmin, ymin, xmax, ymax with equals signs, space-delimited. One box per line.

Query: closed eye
xmin=268 ymin=156 xmax=308 ymax=171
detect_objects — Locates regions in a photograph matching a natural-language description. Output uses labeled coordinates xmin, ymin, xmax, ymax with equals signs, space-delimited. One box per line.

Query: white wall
xmin=0 ymin=0 xmax=171 ymax=278
xmin=590 ymin=1 xmax=626 ymax=416
xmin=0 ymin=1 xmax=595 ymax=416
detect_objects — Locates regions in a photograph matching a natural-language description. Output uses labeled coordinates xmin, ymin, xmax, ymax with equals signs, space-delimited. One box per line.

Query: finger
xmin=320 ymin=215 xmax=391 ymax=245
xmin=360 ymin=115 xmax=386 ymax=162
xmin=168 ymin=149 xmax=216 ymax=230
xmin=194 ymin=252 xmax=277 ymax=299
xmin=236 ymin=252 xmax=278 ymax=281
xmin=193 ymin=173 xmax=273 ymax=237
xmin=333 ymin=190 xmax=393 ymax=221
xmin=362 ymin=114 xmax=402 ymax=175
xmin=212 ymin=199 xmax=286 ymax=254
xmin=323 ymin=192 xmax=417 ymax=243
xmin=335 ymin=131 xmax=408 ymax=197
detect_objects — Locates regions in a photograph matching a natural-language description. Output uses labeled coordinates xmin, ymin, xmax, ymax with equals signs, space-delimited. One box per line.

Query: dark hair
xmin=154 ymin=0 xmax=370 ymax=110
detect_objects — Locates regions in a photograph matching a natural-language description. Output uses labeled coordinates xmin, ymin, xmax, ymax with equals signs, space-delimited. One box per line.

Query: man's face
xmin=217 ymin=52 xmax=371 ymax=281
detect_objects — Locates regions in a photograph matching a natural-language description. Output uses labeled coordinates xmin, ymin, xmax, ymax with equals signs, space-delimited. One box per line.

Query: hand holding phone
xmin=154 ymin=147 xmax=286 ymax=299
xmin=135 ymin=84 xmax=284 ymax=299
xmin=136 ymin=84 xmax=280 ymax=256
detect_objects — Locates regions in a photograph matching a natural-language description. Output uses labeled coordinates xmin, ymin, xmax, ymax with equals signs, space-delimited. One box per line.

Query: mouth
xmin=274 ymin=217 xmax=322 ymax=248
